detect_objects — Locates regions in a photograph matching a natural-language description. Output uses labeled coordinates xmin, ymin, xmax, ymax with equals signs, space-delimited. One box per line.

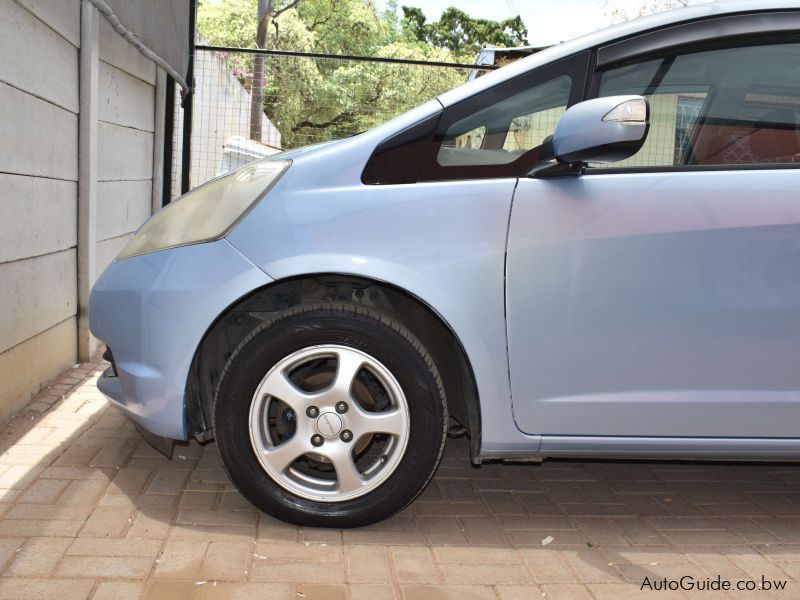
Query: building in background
xmin=0 ymin=0 xmax=190 ymax=418
xmin=173 ymin=43 xmax=281 ymax=197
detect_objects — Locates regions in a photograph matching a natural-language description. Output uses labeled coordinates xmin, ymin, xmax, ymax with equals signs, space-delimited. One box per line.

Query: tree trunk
xmin=249 ymin=0 xmax=272 ymax=141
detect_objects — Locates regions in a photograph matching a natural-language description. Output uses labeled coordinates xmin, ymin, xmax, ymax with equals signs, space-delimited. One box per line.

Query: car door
xmin=507 ymin=21 xmax=800 ymax=448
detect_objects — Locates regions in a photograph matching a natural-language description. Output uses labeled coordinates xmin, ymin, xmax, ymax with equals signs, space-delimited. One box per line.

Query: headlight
xmin=117 ymin=159 xmax=290 ymax=260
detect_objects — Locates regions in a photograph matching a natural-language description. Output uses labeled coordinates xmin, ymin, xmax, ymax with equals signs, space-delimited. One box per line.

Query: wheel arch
xmin=186 ymin=273 xmax=483 ymax=462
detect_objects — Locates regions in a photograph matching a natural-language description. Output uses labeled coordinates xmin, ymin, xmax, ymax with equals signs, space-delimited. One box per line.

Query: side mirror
xmin=532 ymin=95 xmax=649 ymax=177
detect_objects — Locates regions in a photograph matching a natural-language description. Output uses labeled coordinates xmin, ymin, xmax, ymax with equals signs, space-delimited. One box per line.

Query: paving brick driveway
xmin=0 ymin=356 xmax=798 ymax=599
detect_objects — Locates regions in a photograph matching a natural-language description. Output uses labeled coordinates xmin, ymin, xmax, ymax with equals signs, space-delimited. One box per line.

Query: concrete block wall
xmin=0 ymin=0 xmax=162 ymax=417
xmin=0 ymin=0 xmax=81 ymax=415
xmin=96 ymin=17 xmax=157 ymax=273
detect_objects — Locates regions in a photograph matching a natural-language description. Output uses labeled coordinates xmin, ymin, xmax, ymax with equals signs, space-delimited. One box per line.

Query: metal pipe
xmin=87 ymin=0 xmax=190 ymax=96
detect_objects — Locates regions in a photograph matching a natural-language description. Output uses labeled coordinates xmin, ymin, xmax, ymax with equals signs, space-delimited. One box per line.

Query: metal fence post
xmin=162 ymin=74 xmax=175 ymax=206
xmin=180 ymin=0 xmax=197 ymax=195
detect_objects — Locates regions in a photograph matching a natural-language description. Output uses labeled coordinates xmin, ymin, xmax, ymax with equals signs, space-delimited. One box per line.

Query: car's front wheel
xmin=214 ymin=303 xmax=447 ymax=527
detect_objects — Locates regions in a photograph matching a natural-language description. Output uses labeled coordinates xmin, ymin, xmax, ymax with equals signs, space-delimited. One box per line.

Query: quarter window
xmin=362 ymin=51 xmax=591 ymax=184
xmin=438 ymin=75 xmax=572 ymax=167
xmin=594 ymin=41 xmax=800 ymax=169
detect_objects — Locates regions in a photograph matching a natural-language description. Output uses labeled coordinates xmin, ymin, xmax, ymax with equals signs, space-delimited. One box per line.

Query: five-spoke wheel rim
xmin=248 ymin=344 xmax=410 ymax=502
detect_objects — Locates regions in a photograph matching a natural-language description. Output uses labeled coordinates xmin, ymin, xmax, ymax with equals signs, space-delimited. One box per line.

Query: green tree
xmin=197 ymin=0 xmax=261 ymax=48
xmin=400 ymin=6 xmax=528 ymax=58
xmin=252 ymin=1 xmax=301 ymax=141
xmin=297 ymin=0 xmax=387 ymax=54
xmin=197 ymin=0 xmax=388 ymax=55
xmin=197 ymin=0 xmax=484 ymax=148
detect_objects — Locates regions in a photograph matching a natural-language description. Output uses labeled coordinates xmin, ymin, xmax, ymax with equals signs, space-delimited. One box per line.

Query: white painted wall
xmin=0 ymin=0 xmax=162 ymax=418
xmin=172 ymin=49 xmax=282 ymax=198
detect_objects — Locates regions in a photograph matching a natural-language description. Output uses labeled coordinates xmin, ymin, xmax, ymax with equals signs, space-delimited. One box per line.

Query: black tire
xmin=214 ymin=303 xmax=447 ymax=528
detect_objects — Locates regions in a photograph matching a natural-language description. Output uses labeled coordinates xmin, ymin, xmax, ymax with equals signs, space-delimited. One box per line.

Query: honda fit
xmin=90 ymin=1 xmax=800 ymax=526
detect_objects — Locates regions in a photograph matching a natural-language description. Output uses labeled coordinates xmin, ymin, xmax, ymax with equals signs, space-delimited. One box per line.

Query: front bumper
xmin=89 ymin=239 xmax=273 ymax=440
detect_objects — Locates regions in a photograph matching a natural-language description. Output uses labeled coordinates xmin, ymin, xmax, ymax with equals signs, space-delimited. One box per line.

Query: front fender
xmin=89 ymin=240 xmax=273 ymax=440
xmin=227 ymin=175 xmax=537 ymax=456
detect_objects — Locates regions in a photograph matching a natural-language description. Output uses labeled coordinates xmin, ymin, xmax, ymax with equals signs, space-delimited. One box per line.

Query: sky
xmin=374 ymin=0 xmax=710 ymax=47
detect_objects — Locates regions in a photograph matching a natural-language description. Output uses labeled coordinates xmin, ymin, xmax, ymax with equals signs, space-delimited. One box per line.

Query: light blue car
xmin=90 ymin=1 xmax=800 ymax=526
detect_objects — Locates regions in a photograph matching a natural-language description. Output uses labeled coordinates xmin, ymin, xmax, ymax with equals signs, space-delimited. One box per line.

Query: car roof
xmin=437 ymin=0 xmax=800 ymax=107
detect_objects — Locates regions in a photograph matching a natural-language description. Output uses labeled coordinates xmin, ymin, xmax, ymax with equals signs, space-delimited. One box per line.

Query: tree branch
xmin=291 ymin=111 xmax=357 ymax=132
xmin=273 ymin=0 xmax=301 ymax=18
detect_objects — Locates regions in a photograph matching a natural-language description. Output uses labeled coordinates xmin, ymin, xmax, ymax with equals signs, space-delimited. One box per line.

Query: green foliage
xmin=296 ymin=0 xmax=388 ymax=54
xmin=400 ymin=6 xmax=528 ymax=58
xmin=268 ymin=43 xmax=465 ymax=146
xmin=196 ymin=0 xmax=518 ymax=148
xmin=197 ymin=0 xmax=258 ymax=48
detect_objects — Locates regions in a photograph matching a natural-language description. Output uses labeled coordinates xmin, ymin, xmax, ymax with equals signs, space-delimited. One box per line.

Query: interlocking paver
xmin=390 ymin=546 xmax=439 ymax=584
xmin=0 ymin=518 xmax=81 ymax=537
xmin=346 ymin=544 xmax=392 ymax=582
xmin=257 ymin=513 xmax=298 ymax=542
xmin=416 ymin=515 xmax=469 ymax=546
xmin=92 ymin=581 xmax=145 ymax=600
xmin=199 ymin=541 xmax=252 ymax=581
xmin=614 ymin=561 xmax=707 ymax=584
xmin=350 ymin=582 xmax=397 ymax=600
xmin=0 ymin=578 xmax=94 ymax=600
xmin=459 ymin=516 xmax=510 ymax=546
xmin=400 ymin=584 xmax=495 ymax=599
xmin=56 ymin=555 xmax=153 ymax=579
xmin=257 ymin=541 xmax=340 ymax=563
xmin=168 ymin=523 xmax=255 ymax=543
xmin=438 ymin=561 xmax=530 ymax=584
xmin=177 ymin=508 xmax=257 ymax=528
xmin=303 ymin=527 xmax=343 ymax=545
xmin=295 ymin=583 xmax=348 ymax=600
xmin=724 ymin=546 xmax=790 ymax=580
xmin=0 ymin=465 xmax=44 ymax=490
xmin=0 ymin=355 xmax=799 ymax=597
xmin=573 ymin=517 xmax=629 ymax=546
xmin=520 ymin=548 xmax=578 ymax=584
xmin=250 ymin=559 xmax=345 ymax=583
xmin=433 ymin=546 xmax=519 ymax=564
xmin=108 ymin=468 xmax=153 ymax=494
xmin=147 ymin=469 xmax=192 ymax=495
xmin=495 ymin=585 xmax=544 ymax=600
xmin=589 ymin=582 xmax=679 ymax=599
xmin=540 ymin=583 xmax=595 ymax=600
xmin=4 ymin=502 xmax=93 ymax=521
xmin=3 ymin=537 xmax=71 ymax=576
xmin=67 ymin=537 xmax=162 ymax=558
xmin=143 ymin=580 xmax=197 ymax=599
xmin=125 ymin=506 xmax=175 ymax=540
xmin=154 ymin=540 xmax=208 ymax=580
xmin=57 ymin=477 xmax=109 ymax=506
xmin=78 ymin=505 xmax=134 ymax=538
xmin=179 ymin=490 xmax=219 ymax=511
